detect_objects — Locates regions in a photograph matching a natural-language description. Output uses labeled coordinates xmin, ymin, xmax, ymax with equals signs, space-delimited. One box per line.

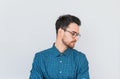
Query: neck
xmin=55 ymin=39 xmax=67 ymax=53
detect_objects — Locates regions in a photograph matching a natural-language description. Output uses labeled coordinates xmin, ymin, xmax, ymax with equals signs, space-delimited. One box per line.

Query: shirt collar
xmin=51 ymin=43 xmax=72 ymax=57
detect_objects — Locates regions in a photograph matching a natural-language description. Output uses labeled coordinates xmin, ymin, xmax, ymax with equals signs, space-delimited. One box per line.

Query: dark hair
xmin=55 ymin=14 xmax=81 ymax=34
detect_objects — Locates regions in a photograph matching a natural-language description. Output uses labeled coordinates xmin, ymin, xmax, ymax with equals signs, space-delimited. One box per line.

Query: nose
xmin=74 ymin=36 xmax=79 ymax=41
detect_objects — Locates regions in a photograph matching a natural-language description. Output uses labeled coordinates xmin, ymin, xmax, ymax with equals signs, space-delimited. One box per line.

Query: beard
xmin=62 ymin=39 xmax=76 ymax=48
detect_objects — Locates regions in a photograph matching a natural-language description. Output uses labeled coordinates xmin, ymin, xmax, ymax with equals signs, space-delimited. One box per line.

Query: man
xmin=29 ymin=14 xmax=90 ymax=79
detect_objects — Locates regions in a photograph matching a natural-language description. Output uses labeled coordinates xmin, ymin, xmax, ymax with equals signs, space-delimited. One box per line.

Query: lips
xmin=72 ymin=40 xmax=77 ymax=43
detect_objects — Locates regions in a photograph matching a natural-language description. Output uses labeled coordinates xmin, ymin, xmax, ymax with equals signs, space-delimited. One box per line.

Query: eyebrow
xmin=70 ymin=30 xmax=79 ymax=34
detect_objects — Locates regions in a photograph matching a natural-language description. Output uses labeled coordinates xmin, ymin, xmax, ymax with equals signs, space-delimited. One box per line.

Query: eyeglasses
xmin=64 ymin=29 xmax=81 ymax=38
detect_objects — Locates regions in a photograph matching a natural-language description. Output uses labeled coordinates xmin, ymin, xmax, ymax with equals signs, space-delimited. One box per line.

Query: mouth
xmin=72 ymin=40 xmax=77 ymax=43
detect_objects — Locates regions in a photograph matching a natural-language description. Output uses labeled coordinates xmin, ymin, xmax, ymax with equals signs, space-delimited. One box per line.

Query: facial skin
xmin=55 ymin=22 xmax=80 ymax=53
xmin=62 ymin=23 xmax=80 ymax=48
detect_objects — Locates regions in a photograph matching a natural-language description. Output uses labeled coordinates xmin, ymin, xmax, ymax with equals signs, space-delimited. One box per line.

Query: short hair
xmin=55 ymin=14 xmax=81 ymax=34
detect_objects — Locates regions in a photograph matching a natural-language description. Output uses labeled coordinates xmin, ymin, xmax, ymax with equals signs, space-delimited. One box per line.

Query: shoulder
xmin=71 ymin=48 xmax=86 ymax=57
xmin=71 ymin=49 xmax=88 ymax=62
xmin=34 ymin=47 xmax=53 ymax=58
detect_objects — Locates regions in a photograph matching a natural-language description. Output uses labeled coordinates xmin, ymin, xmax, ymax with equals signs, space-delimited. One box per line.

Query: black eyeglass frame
xmin=63 ymin=29 xmax=81 ymax=38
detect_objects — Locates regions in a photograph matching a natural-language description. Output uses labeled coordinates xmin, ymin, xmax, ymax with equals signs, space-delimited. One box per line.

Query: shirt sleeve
xmin=77 ymin=54 xmax=90 ymax=79
xmin=29 ymin=53 xmax=44 ymax=79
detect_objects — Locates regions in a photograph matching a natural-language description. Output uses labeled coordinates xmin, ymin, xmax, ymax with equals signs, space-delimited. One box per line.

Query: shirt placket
xmin=57 ymin=53 xmax=64 ymax=79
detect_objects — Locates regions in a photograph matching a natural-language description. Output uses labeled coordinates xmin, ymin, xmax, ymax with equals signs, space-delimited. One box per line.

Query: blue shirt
xmin=29 ymin=44 xmax=90 ymax=79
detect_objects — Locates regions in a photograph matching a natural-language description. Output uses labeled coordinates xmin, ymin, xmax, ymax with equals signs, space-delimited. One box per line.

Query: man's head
xmin=55 ymin=14 xmax=81 ymax=48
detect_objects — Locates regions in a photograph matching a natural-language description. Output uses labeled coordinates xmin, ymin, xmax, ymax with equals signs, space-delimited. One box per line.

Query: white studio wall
xmin=0 ymin=0 xmax=120 ymax=79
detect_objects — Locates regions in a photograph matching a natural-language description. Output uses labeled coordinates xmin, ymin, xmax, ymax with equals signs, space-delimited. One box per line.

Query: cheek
xmin=64 ymin=35 xmax=73 ymax=42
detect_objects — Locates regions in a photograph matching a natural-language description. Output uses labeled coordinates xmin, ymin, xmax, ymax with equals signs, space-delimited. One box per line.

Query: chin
xmin=69 ymin=45 xmax=75 ymax=48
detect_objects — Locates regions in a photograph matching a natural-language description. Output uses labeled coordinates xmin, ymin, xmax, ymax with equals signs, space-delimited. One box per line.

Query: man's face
xmin=62 ymin=23 xmax=80 ymax=48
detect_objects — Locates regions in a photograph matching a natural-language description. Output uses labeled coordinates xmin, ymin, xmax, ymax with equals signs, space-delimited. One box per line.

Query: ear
xmin=58 ymin=28 xmax=64 ymax=37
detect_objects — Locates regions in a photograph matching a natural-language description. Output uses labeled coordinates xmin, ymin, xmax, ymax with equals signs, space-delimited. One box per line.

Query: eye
xmin=71 ymin=31 xmax=77 ymax=36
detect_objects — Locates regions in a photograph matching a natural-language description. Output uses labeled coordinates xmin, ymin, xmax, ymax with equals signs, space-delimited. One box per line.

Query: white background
xmin=0 ymin=0 xmax=120 ymax=79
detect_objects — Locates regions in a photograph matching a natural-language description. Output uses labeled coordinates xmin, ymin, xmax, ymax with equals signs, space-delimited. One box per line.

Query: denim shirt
xmin=29 ymin=45 xmax=90 ymax=79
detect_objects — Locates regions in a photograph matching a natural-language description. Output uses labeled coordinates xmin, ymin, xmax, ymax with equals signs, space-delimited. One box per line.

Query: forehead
xmin=67 ymin=23 xmax=80 ymax=31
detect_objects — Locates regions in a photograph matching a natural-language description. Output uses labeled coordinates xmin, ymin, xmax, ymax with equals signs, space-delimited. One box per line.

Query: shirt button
xmin=60 ymin=60 xmax=62 ymax=63
xmin=59 ymin=71 xmax=62 ymax=74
